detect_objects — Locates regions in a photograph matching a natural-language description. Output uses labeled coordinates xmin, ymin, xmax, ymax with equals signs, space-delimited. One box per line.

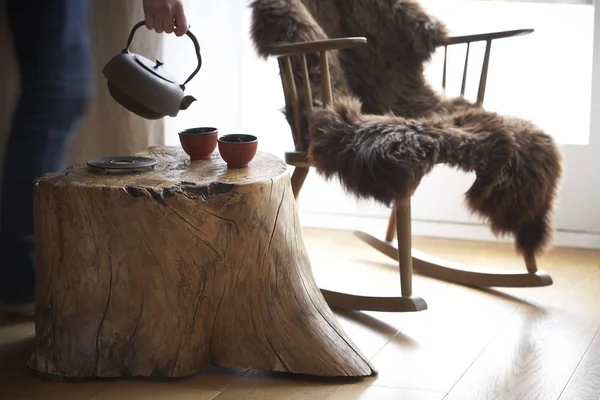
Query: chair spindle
xmin=319 ymin=51 xmax=333 ymax=106
xmin=442 ymin=45 xmax=448 ymax=92
xmin=299 ymin=54 xmax=314 ymax=151
xmin=461 ymin=42 xmax=471 ymax=97
xmin=476 ymin=39 xmax=492 ymax=106
xmin=283 ymin=56 xmax=304 ymax=150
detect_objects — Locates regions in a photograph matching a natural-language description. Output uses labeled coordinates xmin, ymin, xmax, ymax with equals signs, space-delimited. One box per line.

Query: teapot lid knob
xmin=155 ymin=59 xmax=164 ymax=68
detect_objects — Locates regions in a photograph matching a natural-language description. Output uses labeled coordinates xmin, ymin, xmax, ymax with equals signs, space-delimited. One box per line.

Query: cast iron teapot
xmin=102 ymin=21 xmax=202 ymax=119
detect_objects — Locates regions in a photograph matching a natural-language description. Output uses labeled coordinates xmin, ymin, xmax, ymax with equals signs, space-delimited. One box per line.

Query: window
xmin=423 ymin=0 xmax=594 ymax=145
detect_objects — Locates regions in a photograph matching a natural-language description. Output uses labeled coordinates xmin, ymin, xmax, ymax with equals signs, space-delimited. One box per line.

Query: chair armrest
xmin=445 ymin=28 xmax=534 ymax=45
xmin=267 ymin=37 xmax=367 ymax=56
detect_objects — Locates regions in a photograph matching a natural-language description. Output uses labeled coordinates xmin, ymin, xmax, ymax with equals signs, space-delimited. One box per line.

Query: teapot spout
xmin=180 ymin=95 xmax=197 ymax=110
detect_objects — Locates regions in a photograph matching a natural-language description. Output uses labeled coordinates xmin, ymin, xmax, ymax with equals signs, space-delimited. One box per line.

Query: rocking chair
xmin=250 ymin=0 xmax=554 ymax=313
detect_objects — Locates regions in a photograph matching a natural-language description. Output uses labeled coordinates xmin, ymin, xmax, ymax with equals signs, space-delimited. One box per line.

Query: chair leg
xmin=525 ymin=252 xmax=538 ymax=274
xmin=395 ymin=200 xmax=413 ymax=297
xmin=318 ymin=198 xmax=427 ymax=313
xmin=291 ymin=167 xmax=309 ymax=199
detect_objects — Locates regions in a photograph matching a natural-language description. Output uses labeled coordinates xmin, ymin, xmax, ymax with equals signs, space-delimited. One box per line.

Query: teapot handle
xmin=125 ymin=21 xmax=203 ymax=88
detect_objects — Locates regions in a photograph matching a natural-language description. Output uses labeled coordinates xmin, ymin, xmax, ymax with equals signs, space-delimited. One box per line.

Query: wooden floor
xmin=1 ymin=228 xmax=599 ymax=400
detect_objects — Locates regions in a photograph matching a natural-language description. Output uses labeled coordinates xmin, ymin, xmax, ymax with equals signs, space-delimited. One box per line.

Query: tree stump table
xmin=28 ymin=146 xmax=376 ymax=379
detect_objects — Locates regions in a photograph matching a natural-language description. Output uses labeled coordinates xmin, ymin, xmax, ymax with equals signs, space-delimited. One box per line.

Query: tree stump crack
xmin=77 ymin=188 xmax=100 ymax=280
xmin=268 ymin=186 xmax=287 ymax=251
xmin=265 ymin=334 xmax=289 ymax=372
xmin=165 ymin=204 xmax=222 ymax=258
xmin=171 ymin=331 xmax=184 ymax=376
xmin=95 ymin=251 xmax=113 ymax=374
xmin=190 ymin=280 xmax=207 ymax=331
xmin=205 ymin=210 xmax=240 ymax=235
xmin=141 ymin=239 xmax=170 ymax=302
xmin=147 ymin=188 xmax=173 ymax=206
xmin=233 ymin=262 xmax=245 ymax=297
xmin=182 ymin=182 xmax=234 ymax=201
xmin=124 ymin=186 xmax=146 ymax=198
xmin=125 ymin=290 xmax=145 ymax=349
xmin=209 ymin=290 xmax=227 ymax=357
xmin=124 ymin=183 xmax=234 ymax=203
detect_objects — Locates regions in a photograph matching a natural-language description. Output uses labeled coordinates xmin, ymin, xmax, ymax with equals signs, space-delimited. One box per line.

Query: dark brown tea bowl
xmin=217 ymin=134 xmax=258 ymax=168
xmin=178 ymin=127 xmax=218 ymax=160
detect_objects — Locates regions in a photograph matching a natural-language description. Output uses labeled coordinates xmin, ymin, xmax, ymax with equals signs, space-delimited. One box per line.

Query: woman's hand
xmin=142 ymin=0 xmax=188 ymax=36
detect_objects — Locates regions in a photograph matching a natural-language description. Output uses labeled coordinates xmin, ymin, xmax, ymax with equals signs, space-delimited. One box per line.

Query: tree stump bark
xmin=28 ymin=147 xmax=376 ymax=379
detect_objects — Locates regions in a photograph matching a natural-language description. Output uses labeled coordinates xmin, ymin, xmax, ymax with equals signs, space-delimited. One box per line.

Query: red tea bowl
xmin=178 ymin=127 xmax=218 ymax=160
xmin=217 ymin=134 xmax=258 ymax=168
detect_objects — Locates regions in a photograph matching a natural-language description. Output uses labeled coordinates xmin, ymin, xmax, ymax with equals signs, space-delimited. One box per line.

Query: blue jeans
xmin=0 ymin=0 xmax=92 ymax=305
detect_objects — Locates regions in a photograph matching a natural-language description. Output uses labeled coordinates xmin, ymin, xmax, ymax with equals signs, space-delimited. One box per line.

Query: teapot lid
xmin=131 ymin=53 xmax=177 ymax=84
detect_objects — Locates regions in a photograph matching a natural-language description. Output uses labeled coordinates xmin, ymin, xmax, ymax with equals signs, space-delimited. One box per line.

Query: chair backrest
xmin=267 ymin=38 xmax=366 ymax=153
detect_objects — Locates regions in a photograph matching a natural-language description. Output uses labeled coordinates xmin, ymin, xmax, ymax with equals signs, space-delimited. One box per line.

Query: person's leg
xmin=0 ymin=0 xmax=92 ymax=310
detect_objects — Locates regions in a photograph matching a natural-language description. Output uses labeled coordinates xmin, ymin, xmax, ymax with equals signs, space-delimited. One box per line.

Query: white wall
xmin=160 ymin=0 xmax=600 ymax=250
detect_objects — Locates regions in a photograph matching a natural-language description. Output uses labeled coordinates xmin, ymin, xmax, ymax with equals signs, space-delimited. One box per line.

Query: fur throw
xmin=308 ymin=97 xmax=562 ymax=257
xmin=249 ymin=0 xmax=563 ymax=257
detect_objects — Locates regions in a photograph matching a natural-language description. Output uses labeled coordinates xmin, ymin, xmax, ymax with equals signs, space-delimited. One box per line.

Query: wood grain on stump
xmin=28 ymin=146 xmax=376 ymax=379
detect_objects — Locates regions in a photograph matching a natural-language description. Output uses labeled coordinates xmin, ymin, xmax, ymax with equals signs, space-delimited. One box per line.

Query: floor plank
xmin=442 ymin=249 xmax=600 ymax=400
xmin=444 ymin=306 xmax=600 ymax=400
xmin=559 ymin=327 xmax=600 ymax=400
